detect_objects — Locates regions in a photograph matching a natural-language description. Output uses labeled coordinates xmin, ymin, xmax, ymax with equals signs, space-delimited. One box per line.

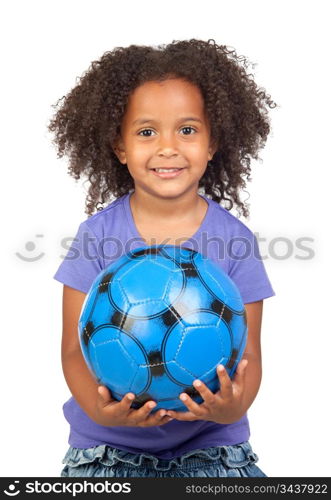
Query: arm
xmin=61 ymin=285 xmax=172 ymax=426
xmin=61 ymin=285 xmax=101 ymax=421
xmin=239 ymin=300 xmax=263 ymax=414
xmin=165 ymin=300 xmax=264 ymax=423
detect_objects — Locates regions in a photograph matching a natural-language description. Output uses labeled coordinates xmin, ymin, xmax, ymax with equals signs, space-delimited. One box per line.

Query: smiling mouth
xmin=150 ymin=168 xmax=186 ymax=173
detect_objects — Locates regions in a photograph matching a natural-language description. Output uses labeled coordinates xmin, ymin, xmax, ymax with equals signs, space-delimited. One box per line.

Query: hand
xmin=94 ymin=385 xmax=173 ymax=427
xmin=165 ymin=359 xmax=249 ymax=424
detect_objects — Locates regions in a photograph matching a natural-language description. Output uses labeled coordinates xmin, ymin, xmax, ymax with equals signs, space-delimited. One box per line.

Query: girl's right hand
xmin=95 ymin=385 xmax=174 ymax=427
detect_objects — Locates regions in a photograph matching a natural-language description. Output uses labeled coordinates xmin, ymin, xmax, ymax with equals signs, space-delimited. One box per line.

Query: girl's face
xmin=113 ymin=78 xmax=217 ymax=201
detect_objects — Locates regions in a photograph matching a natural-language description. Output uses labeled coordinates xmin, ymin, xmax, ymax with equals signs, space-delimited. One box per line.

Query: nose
xmin=156 ymin=133 xmax=179 ymax=157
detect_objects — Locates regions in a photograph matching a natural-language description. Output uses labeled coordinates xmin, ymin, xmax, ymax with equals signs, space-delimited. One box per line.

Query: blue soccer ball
xmin=78 ymin=245 xmax=247 ymax=412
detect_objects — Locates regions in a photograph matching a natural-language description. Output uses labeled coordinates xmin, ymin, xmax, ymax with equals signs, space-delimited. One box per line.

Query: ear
xmin=112 ymin=136 xmax=127 ymax=165
xmin=207 ymin=139 xmax=218 ymax=161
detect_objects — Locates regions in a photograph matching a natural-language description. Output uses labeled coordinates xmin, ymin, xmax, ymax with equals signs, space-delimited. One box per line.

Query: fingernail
xmin=180 ymin=394 xmax=187 ymax=401
xmin=128 ymin=394 xmax=135 ymax=400
xmin=194 ymin=380 xmax=202 ymax=388
xmin=149 ymin=402 xmax=156 ymax=409
xmin=218 ymin=365 xmax=225 ymax=372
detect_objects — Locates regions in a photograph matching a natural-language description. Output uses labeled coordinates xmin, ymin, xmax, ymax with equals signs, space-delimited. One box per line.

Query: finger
xmin=143 ymin=412 xmax=174 ymax=427
xmin=165 ymin=409 xmax=199 ymax=421
xmin=97 ymin=385 xmax=113 ymax=405
xmin=150 ymin=409 xmax=173 ymax=424
xmin=217 ymin=365 xmax=233 ymax=399
xmin=193 ymin=379 xmax=217 ymax=406
xmin=159 ymin=416 xmax=174 ymax=425
xmin=177 ymin=392 xmax=205 ymax=417
xmin=119 ymin=392 xmax=136 ymax=411
xmin=232 ymin=359 xmax=248 ymax=390
xmin=134 ymin=400 xmax=157 ymax=422
xmin=156 ymin=409 xmax=169 ymax=420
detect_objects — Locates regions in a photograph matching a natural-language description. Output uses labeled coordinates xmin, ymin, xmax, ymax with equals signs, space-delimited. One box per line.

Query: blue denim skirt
xmin=60 ymin=441 xmax=267 ymax=478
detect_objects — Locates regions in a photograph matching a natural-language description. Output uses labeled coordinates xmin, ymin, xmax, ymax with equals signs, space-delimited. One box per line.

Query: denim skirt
xmin=60 ymin=441 xmax=267 ymax=478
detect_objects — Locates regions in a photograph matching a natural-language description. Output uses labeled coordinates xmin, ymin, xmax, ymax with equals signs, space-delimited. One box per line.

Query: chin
xmin=152 ymin=190 xmax=189 ymax=200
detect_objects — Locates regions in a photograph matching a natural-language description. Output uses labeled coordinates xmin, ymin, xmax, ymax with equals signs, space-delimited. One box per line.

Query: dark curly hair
xmin=47 ymin=38 xmax=277 ymax=218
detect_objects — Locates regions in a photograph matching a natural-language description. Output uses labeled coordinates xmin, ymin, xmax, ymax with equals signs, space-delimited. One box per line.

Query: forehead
xmin=126 ymin=79 xmax=205 ymax=117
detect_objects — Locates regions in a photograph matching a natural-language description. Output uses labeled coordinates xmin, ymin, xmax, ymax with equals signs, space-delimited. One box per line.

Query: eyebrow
xmin=132 ymin=117 xmax=203 ymax=126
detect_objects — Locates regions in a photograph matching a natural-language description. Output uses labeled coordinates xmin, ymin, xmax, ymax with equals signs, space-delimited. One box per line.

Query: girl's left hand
xmin=165 ymin=359 xmax=248 ymax=424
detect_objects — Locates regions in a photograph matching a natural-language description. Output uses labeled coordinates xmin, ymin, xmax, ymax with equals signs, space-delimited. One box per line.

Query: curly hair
xmin=47 ymin=38 xmax=277 ymax=218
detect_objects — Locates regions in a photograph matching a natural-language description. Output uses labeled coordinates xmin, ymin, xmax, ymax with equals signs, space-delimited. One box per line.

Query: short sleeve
xmin=53 ymin=222 xmax=103 ymax=293
xmin=228 ymin=230 xmax=275 ymax=304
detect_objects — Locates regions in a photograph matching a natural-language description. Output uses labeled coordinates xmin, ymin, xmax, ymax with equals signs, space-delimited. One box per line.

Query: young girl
xmin=49 ymin=38 xmax=276 ymax=478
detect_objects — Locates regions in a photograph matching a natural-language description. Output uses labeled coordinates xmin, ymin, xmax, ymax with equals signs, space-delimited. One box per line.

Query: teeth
xmin=154 ymin=168 xmax=180 ymax=173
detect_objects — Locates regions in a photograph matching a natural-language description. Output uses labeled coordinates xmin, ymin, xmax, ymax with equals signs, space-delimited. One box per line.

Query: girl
xmin=49 ymin=39 xmax=276 ymax=477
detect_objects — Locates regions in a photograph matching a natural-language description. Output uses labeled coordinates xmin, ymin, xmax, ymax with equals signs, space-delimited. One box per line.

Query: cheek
xmin=186 ymin=144 xmax=210 ymax=163
xmin=127 ymin=142 xmax=151 ymax=163
xmin=185 ymin=136 xmax=209 ymax=153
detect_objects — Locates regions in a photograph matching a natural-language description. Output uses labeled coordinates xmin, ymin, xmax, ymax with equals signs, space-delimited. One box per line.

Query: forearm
xmin=240 ymin=353 xmax=262 ymax=415
xmin=62 ymin=349 xmax=99 ymax=422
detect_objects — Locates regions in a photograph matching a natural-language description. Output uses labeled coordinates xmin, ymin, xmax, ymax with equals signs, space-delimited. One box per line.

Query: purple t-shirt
xmin=53 ymin=192 xmax=275 ymax=459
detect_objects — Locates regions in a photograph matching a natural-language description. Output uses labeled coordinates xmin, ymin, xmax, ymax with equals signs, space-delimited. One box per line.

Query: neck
xmin=130 ymin=189 xmax=204 ymax=223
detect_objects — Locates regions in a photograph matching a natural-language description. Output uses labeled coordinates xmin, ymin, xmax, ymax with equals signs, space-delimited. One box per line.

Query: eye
xmin=180 ymin=126 xmax=197 ymax=135
xmin=138 ymin=129 xmax=155 ymax=137
xmin=138 ymin=126 xmax=197 ymax=137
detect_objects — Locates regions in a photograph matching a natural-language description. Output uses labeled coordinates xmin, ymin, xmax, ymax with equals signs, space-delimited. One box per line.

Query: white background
xmin=1 ymin=0 xmax=330 ymax=477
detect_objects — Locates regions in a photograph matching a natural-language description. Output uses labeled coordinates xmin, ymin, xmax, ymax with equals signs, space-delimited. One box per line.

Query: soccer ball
xmin=78 ymin=245 xmax=247 ymax=412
